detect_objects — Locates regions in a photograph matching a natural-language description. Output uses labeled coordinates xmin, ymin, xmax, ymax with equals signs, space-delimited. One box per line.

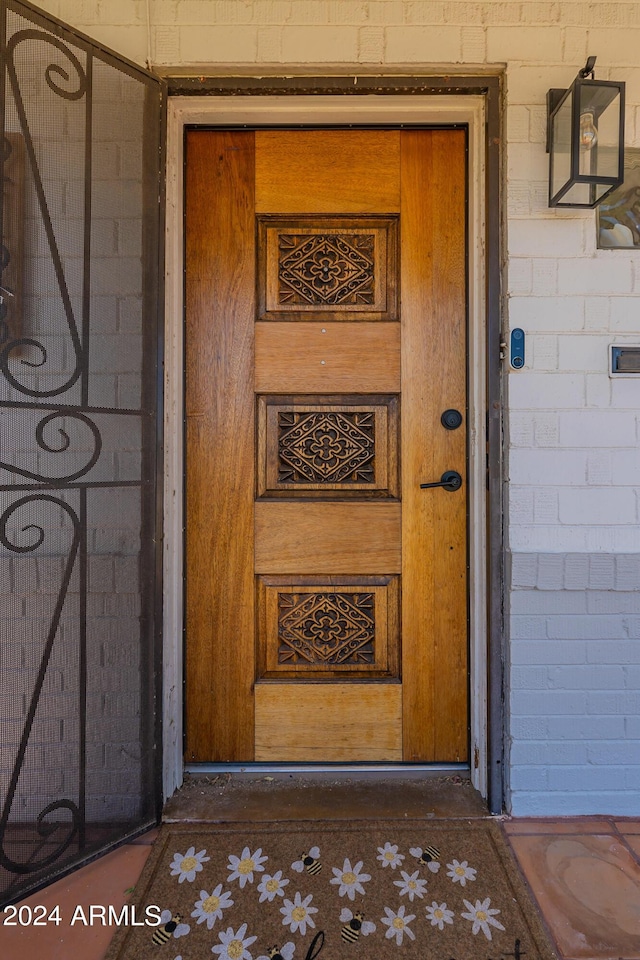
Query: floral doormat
xmin=105 ymin=820 xmax=556 ymax=960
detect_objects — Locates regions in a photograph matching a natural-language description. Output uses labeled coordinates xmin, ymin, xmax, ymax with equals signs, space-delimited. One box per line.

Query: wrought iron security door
xmin=0 ymin=0 xmax=163 ymax=905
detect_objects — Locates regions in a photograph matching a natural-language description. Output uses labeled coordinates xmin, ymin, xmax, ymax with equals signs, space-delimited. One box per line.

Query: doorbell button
xmin=510 ymin=328 xmax=525 ymax=369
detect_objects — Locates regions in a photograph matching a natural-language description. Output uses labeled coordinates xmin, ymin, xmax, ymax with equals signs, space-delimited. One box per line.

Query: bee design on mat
xmin=292 ymin=846 xmax=322 ymax=875
xmin=340 ymin=907 xmax=376 ymax=942
xmin=152 ymin=910 xmax=190 ymax=945
xmin=409 ymin=844 xmax=441 ymax=873
xmin=266 ymin=944 xmax=295 ymax=960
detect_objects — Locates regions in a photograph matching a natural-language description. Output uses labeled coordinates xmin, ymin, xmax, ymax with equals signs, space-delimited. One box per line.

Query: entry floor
xmin=3 ymin=775 xmax=640 ymax=959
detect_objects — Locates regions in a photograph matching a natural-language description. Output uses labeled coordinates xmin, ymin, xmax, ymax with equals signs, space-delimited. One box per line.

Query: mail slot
xmin=611 ymin=346 xmax=640 ymax=376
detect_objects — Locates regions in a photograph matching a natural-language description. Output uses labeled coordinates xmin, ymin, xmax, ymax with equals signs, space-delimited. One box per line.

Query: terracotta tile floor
xmin=504 ymin=817 xmax=640 ymax=960
xmin=2 ymin=815 xmax=640 ymax=959
xmin=0 ymin=831 xmax=157 ymax=960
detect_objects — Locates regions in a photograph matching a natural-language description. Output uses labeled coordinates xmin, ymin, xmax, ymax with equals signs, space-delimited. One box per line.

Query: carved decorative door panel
xmin=185 ymin=129 xmax=467 ymax=763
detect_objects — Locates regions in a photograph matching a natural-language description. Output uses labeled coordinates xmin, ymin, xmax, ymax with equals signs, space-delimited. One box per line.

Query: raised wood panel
xmin=255 ymin=502 xmax=402 ymax=574
xmin=255 ymin=130 xmax=401 ymax=213
xmin=257 ymin=216 xmax=398 ymax=321
xmin=257 ymin=575 xmax=400 ymax=679
xmin=400 ymin=129 xmax=468 ymax=763
xmin=257 ymin=394 xmax=399 ymax=499
xmin=254 ymin=683 xmax=403 ymax=761
xmin=255 ymin=322 xmax=401 ymax=393
xmin=184 ymin=130 xmax=255 ymax=762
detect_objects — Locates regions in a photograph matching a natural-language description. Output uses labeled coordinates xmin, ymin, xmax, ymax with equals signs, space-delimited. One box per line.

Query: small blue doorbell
xmin=510 ymin=328 xmax=525 ymax=368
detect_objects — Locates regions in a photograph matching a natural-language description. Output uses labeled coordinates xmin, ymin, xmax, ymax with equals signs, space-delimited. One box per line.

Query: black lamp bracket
xmin=546 ymin=88 xmax=566 ymax=153
xmin=578 ymin=55 xmax=597 ymax=79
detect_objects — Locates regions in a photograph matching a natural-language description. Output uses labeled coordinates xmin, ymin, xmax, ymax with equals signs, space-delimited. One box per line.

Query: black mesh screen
xmin=0 ymin=0 xmax=162 ymax=904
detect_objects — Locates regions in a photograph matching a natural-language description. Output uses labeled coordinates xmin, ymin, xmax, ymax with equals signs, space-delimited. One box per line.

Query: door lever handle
xmin=420 ymin=470 xmax=462 ymax=492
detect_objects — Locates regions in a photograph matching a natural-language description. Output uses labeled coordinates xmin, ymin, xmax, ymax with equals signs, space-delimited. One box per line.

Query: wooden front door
xmin=185 ymin=128 xmax=467 ymax=764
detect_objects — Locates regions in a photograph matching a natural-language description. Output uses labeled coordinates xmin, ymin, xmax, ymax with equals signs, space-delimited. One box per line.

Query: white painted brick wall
xmin=510 ymin=552 xmax=640 ymax=814
xmin=35 ymin=0 xmax=640 ymax=816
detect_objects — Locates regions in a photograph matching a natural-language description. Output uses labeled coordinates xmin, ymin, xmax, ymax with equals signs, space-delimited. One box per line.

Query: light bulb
xmin=579 ymin=110 xmax=597 ymax=176
xmin=579 ymin=111 xmax=597 ymax=149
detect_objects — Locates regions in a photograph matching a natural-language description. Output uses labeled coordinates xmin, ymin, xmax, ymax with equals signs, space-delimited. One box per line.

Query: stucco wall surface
xmin=33 ymin=0 xmax=640 ymax=816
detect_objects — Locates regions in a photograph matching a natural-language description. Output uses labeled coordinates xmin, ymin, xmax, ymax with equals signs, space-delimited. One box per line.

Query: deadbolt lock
xmin=441 ymin=409 xmax=463 ymax=430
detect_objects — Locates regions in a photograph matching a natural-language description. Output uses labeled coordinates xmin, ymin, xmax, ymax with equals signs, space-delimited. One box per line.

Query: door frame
xmin=163 ymin=78 xmax=504 ymax=810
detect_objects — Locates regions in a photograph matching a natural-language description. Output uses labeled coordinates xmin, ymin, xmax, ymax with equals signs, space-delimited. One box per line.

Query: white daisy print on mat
xmin=211 ymin=923 xmax=257 ymax=959
xmin=380 ymin=905 xmax=416 ymax=946
xmin=257 ymin=944 xmax=295 ymax=960
xmin=446 ymin=859 xmax=477 ymax=886
xmin=377 ymin=842 xmax=405 ymax=870
xmin=169 ymin=847 xmax=210 ymax=883
xmin=227 ymin=847 xmax=268 ymax=888
xmin=257 ymin=870 xmax=289 ymax=903
xmin=191 ymin=885 xmax=234 ymax=929
xmin=280 ymin=892 xmax=318 ymax=936
xmin=330 ymin=858 xmax=371 ymax=900
xmin=461 ymin=898 xmax=506 ymax=941
xmin=425 ymin=901 xmax=454 ymax=930
xmin=393 ymin=869 xmax=428 ymax=902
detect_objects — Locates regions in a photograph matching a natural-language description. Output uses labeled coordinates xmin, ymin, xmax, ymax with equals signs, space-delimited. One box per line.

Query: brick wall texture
xmin=30 ymin=0 xmax=640 ymax=816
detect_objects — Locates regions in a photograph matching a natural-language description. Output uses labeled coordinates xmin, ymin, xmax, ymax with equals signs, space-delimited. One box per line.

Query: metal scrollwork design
xmin=0 ymin=410 xmax=102 ymax=484
xmin=0 ymin=494 xmax=82 ymax=874
xmin=1 ymin=30 xmax=88 ymax=397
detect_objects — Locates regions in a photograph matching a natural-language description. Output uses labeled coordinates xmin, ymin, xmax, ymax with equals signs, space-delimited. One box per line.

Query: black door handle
xmin=420 ymin=470 xmax=462 ymax=492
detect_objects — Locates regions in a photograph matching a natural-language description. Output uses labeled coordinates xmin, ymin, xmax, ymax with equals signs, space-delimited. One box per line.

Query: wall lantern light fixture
xmin=546 ymin=56 xmax=625 ymax=208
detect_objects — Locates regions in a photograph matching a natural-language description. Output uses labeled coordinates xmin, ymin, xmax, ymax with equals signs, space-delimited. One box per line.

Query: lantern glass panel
xmin=557 ymin=180 xmax=611 ymax=206
xmin=577 ymin=83 xmax=622 ymax=180
xmin=551 ymin=88 xmax=573 ymax=200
